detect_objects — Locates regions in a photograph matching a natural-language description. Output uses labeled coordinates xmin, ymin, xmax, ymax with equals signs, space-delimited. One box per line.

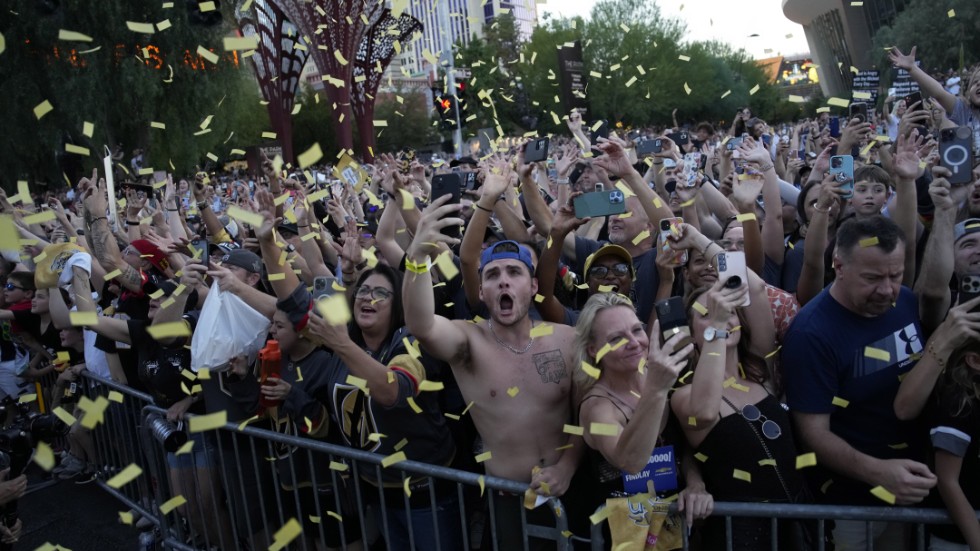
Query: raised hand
xmin=888 ymin=46 xmax=917 ymax=71
xmin=253 ymin=188 xmax=278 ymax=242
xmin=646 ymin=319 xmax=693 ymax=390
xmin=407 ymin=194 xmax=464 ymax=258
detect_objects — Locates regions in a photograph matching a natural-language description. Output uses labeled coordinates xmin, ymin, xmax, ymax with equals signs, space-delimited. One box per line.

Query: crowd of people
xmin=0 ymin=45 xmax=979 ymax=550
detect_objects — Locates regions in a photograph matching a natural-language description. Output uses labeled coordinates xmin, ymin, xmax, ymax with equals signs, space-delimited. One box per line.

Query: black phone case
xmin=960 ymin=274 xmax=980 ymax=312
xmin=940 ymin=127 xmax=974 ymax=185
xmin=524 ymin=137 xmax=550 ymax=163
xmin=430 ymin=174 xmax=462 ymax=238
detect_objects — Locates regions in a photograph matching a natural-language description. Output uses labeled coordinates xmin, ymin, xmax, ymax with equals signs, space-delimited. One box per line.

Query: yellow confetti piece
xmin=864 ymin=347 xmax=891 ymax=362
xmin=58 ymin=30 xmax=94 ymax=42
xmin=418 ymin=380 xmax=444 ymax=392
xmin=478 ymin=475 xmax=485 ymax=496
xmin=475 ymin=451 xmax=492 ymax=463
xmin=749 ymin=84 xmax=760 ymax=95
xmin=827 ymin=97 xmax=850 ymax=108
xmin=159 ymin=495 xmax=187 ymax=515
xmin=69 ymin=311 xmax=99 ymax=327
xmin=590 ymin=422 xmax=620 ymax=437
xmin=732 ymin=469 xmax=752 ymax=482
xmin=146 ymin=321 xmax=191 ymax=340
xmin=870 ymin=485 xmax=896 ymax=505
xmin=156 ymin=19 xmax=172 ymax=31
xmin=34 ymin=100 xmax=54 ymax=120
xmin=269 ymin=518 xmax=303 ymax=551
xmin=407 ymin=397 xmax=423 ymax=414
xmin=23 ymin=210 xmax=58 ymax=225
xmin=832 ymin=396 xmax=850 ymax=408
xmin=736 ymin=213 xmax=757 ymax=222
xmin=196 ymin=45 xmax=219 ymax=64
xmin=175 ymin=440 xmax=195 ymax=455
xmin=758 ymin=459 xmax=777 ymax=467
xmin=298 ymin=143 xmax=323 ymax=169
xmin=947 ymin=9 xmax=955 ymax=17
xmin=381 ymin=451 xmax=407 ymax=468
xmin=106 ymin=464 xmax=142 ymax=489
xmin=581 ymin=361 xmax=601 ymax=379
xmin=326 ymin=511 xmax=343 ymax=522
xmin=403 ymin=477 xmax=412 ymax=497
xmin=506 ymin=386 xmax=520 ymax=398
xmin=82 ymin=121 xmax=94 ymax=137
xmin=684 ymin=82 xmax=692 ymax=95
xmin=563 ymin=424 xmax=584 ymax=436
xmin=223 ymin=36 xmax=259 ymax=51
xmin=678 ymin=55 xmax=690 ymax=62
xmin=34 ymin=441 xmax=55 ymax=471
xmin=316 ymin=293 xmax=351 ymax=326
xmin=188 ymin=410 xmax=226 ymax=433
xmin=334 ymin=50 xmax=349 ymax=65
xmin=589 ymin=505 xmax=612 ymax=525
xmin=119 ymin=510 xmax=134 ymax=525
xmin=796 ymin=452 xmax=817 ymax=469
xmin=530 ymin=324 xmax=553 ymax=338
xmin=126 ymin=21 xmax=156 ymax=34
xmin=329 ymin=461 xmax=349 ymax=472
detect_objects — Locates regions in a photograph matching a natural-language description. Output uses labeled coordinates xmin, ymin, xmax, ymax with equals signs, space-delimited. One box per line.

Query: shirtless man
xmin=403 ymin=189 xmax=581 ymax=548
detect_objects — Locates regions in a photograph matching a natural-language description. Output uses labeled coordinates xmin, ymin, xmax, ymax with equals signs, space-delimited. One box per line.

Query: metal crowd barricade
xmin=589 ymin=500 xmax=969 ymax=550
xmin=137 ymin=404 xmax=571 ymax=551
xmin=77 ymin=372 xmax=158 ymax=527
xmin=73 ymin=371 xmax=572 ymax=551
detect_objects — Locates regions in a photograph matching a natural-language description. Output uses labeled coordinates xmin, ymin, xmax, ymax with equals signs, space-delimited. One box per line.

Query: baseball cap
xmin=479 ymin=240 xmax=534 ymax=274
xmin=583 ymin=244 xmax=634 ymax=279
xmin=130 ymin=239 xmax=169 ymax=273
xmin=955 ymin=218 xmax=980 ymax=243
xmin=450 ymin=156 xmax=478 ymax=168
xmin=221 ymin=249 xmax=262 ymax=274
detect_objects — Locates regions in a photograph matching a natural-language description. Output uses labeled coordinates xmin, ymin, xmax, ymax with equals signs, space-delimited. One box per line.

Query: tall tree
xmin=871 ymin=0 xmax=979 ymax=74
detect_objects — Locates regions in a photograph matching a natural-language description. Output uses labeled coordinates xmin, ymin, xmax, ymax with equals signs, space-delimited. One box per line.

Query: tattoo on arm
xmin=89 ymin=218 xmax=142 ymax=292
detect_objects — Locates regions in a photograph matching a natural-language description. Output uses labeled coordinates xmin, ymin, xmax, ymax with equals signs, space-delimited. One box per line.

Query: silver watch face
xmin=704 ymin=327 xmax=716 ymax=341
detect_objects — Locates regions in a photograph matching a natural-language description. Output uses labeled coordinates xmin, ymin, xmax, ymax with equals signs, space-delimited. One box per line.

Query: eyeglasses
xmin=355 ymin=285 xmax=394 ymax=302
xmin=588 ymin=263 xmax=630 ymax=279
xmin=4 ymin=283 xmax=25 ymax=291
xmin=738 ymin=403 xmax=782 ymax=440
xmin=719 ymin=239 xmax=745 ymax=251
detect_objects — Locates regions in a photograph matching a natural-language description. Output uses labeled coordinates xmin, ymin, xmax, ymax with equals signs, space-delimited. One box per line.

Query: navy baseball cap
xmin=479 ymin=240 xmax=534 ymax=274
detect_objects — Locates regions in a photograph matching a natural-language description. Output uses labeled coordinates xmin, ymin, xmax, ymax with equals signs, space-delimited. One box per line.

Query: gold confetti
xmin=159 ymin=495 xmax=187 ymax=515
xmin=694 ymin=452 xmax=708 ymax=462
xmin=506 ymin=386 xmax=519 ymax=397
xmin=475 ymin=451 xmax=492 ymax=463
xmin=106 ymin=464 xmax=142 ymax=489
xmin=269 ymin=518 xmax=302 ymax=551
xmin=188 ymin=410 xmax=227 ymax=433
xmin=748 ymin=84 xmax=760 ymax=95
xmin=197 ymin=45 xmax=219 ymax=64
xmin=223 ymin=36 xmax=259 ymax=51
xmin=34 ymin=100 xmax=54 ymax=120
xmin=796 ymin=453 xmax=817 ymax=469
xmin=58 ymin=30 xmax=94 ymax=42
xmin=590 ymin=422 xmax=620 ymax=437
xmin=732 ymin=469 xmax=752 ymax=482
xmin=832 ymin=396 xmax=850 ymax=408
xmin=381 ymin=451 xmax=406 ymax=468
xmin=870 ymin=486 xmax=896 ymax=504
xmin=864 ymin=347 xmax=891 ymax=362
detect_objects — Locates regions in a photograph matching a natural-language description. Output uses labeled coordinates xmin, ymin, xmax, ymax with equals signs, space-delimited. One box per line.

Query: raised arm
xmin=913 ymin=170 xmax=955 ymax=334
xmin=402 ymin=195 xmax=471 ymax=363
xmin=888 ymin=130 xmax=925 ymax=288
xmin=79 ymin=169 xmax=144 ymax=294
xmin=254 ymin=189 xmax=299 ymax=300
xmin=593 ymin=137 xmax=675 ymax=223
xmin=460 ymin=163 xmax=511 ymax=310
xmin=797 ymin=173 xmax=843 ymax=306
xmin=538 ymin=200 xmax=587 ymax=324
xmin=888 ymin=47 xmax=958 ymax=114
xmin=71 ymin=266 xmax=131 ymax=344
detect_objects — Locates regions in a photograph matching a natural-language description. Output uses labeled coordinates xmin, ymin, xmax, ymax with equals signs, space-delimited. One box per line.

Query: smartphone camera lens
xmin=831 ymin=157 xmax=842 ymax=169
xmin=725 ymin=276 xmax=742 ymax=288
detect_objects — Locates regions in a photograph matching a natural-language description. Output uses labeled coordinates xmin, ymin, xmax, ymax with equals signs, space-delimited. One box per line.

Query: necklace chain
xmin=487 ymin=318 xmax=534 ymax=354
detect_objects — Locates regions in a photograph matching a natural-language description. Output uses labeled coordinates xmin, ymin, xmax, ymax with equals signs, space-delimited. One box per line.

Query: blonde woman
xmin=574 ymin=292 xmax=713 ymax=530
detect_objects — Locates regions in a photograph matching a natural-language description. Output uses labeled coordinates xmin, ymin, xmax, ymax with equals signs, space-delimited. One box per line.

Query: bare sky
xmin=537 ymin=0 xmax=810 ymax=60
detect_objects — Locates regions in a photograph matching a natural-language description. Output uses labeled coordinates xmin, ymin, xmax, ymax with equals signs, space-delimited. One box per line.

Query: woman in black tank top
xmin=669 ymin=273 xmax=813 ymax=551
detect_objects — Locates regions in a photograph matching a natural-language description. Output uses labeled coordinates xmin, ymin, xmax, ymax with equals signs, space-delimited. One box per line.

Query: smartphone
xmin=940 ymin=127 xmax=975 ymax=185
xmin=592 ymin=120 xmax=610 ymax=142
xmin=761 ymin=134 xmax=772 ymax=147
xmin=569 ymin=163 xmax=586 ymax=185
xmin=960 ymin=274 xmax=980 ymax=312
xmin=715 ymin=252 xmax=750 ymax=307
xmin=636 ymin=138 xmax=663 ymax=156
xmin=725 ymin=136 xmax=744 ymax=151
xmin=829 ymin=155 xmax=855 ymax=198
xmin=682 ymin=153 xmax=702 ymax=185
xmin=659 ymin=217 xmax=688 ymax=267
xmin=904 ymin=91 xmax=923 ymax=110
xmin=828 ymin=117 xmax=841 ymax=138
xmin=573 ymin=190 xmax=626 ymax=219
xmin=190 ymin=236 xmax=207 ymax=261
xmin=523 ymin=137 xmax=550 ymax=163
xmin=667 ymin=132 xmax=690 ymax=146
xmin=849 ymin=102 xmax=869 ymax=124
xmin=313 ymin=276 xmax=336 ymax=300
xmin=654 ymin=297 xmax=691 ymax=348
xmin=430 ymin=174 xmax=462 ymax=237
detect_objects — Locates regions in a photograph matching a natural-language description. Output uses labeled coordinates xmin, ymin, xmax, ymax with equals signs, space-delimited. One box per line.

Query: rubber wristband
xmin=405 ymin=258 xmax=430 ymax=274
xmin=474 ymin=203 xmax=493 ymax=213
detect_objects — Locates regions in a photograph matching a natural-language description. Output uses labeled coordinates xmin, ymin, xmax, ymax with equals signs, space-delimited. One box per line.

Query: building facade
xmin=782 ymin=0 xmax=909 ymax=98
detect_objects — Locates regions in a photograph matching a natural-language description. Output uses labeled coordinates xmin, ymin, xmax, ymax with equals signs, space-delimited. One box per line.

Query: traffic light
xmin=432 ymin=88 xmax=457 ymax=131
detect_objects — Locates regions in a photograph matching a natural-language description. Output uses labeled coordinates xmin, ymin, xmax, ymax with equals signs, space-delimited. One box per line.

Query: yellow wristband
xmin=405 ymin=258 xmax=430 ymax=275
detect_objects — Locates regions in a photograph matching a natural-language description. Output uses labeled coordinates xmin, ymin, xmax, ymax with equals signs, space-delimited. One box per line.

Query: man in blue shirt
xmin=783 ymin=215 xmax=935 ymax=551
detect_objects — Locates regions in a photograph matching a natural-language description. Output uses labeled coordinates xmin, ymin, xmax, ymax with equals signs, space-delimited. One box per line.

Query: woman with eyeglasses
xmin=669 ymin=263 xmax=812 ymax=550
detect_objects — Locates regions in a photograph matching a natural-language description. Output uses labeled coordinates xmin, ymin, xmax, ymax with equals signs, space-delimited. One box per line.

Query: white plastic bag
xmin=191 ymin=281 xmax=270 ymax=372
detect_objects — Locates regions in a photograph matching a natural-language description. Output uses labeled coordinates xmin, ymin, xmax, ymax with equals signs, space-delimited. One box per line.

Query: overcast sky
xmin=537 ymin=0 xmax=810 ymax=59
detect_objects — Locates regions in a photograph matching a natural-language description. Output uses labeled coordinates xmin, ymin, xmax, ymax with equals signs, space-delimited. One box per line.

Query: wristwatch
xmin=703 ymin=326 xmax=730 ymax=342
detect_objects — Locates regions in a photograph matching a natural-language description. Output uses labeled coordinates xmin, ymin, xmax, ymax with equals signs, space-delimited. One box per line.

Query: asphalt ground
xmin=17 ymin=467 xmax=133 ymax=551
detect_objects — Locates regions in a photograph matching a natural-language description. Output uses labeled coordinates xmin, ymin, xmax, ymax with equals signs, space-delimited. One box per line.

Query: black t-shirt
xmin=128 ymin=319 xmax=203 ymax=411
xmin=930 ymin=397 xmax=980 ymax=543
xmin=12 ymin=310 xmax=61 ymax=354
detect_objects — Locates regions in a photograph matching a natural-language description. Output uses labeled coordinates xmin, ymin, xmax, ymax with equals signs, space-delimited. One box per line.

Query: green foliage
xmin=871 ymin=0 xmax=979 ymax=74
xmin=0 ymin=0 xmax=270 ymax=187
xmin=455 ymin=0 xmax=795 ymax=136
xmin=292 ymin=87 xmax=338 ymax=160
xmin=372 ymin=88 xmax=440 ymax=152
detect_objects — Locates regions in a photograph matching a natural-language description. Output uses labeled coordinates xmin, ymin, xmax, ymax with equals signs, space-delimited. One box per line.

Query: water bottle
xmin=257 ymin=340 xmax=282 ymax=410
xmin=138 ymin=527 xmax=157 ymax=551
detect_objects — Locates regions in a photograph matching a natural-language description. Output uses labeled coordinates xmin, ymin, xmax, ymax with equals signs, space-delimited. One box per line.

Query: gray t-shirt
xmin=950 ymin=98 xmax=980 ymax=154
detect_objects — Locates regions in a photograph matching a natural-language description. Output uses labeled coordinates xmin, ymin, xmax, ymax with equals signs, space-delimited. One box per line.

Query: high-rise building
xmin=782 ymin=0 xmax=909 ymax=98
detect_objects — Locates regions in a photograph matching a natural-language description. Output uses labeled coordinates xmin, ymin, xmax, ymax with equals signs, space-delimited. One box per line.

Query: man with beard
xmin=403 ymin=191 xmax=580 ymax=550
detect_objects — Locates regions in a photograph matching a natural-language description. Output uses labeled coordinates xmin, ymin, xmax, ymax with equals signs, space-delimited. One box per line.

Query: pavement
xmin=17 ymin=468 xmax=133 ymax=551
